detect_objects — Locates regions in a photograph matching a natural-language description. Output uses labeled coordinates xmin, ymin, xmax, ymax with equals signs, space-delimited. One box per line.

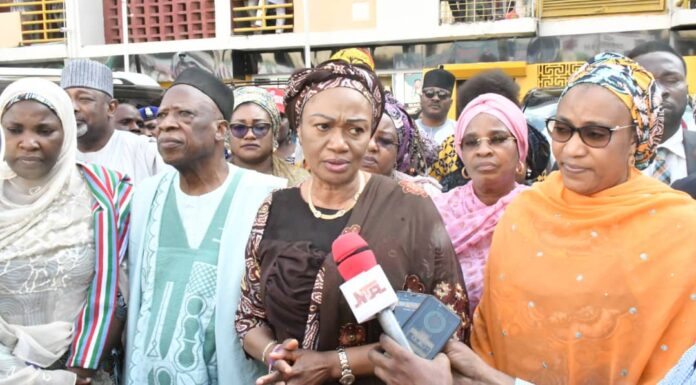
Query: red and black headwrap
xmin=284 ymin=59 xmax=385 ymax=134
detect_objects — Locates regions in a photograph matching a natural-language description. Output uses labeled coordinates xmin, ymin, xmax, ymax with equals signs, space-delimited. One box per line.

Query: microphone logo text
xmin=353 ymin=280 xmax=387 ymax=308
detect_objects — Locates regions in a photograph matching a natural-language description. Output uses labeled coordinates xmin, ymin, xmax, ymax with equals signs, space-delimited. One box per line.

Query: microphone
xmin=332 ymin=232 xmax=413 ymax=352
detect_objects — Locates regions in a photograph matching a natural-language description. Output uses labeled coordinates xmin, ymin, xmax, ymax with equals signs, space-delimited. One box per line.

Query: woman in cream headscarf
xmin=228 ymin=86 xmax=309 ymax=186
xmin=0 ymin=78 xmax=132 ymax=384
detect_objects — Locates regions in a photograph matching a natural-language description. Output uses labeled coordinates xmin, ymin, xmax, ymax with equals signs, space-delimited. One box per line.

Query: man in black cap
xmin=416 ymin=66 xmax=457 ymax=147
xmin=125 ymin=68 xmax=286 ymax=385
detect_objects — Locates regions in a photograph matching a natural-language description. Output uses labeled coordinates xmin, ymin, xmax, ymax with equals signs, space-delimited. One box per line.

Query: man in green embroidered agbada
xmin=125 ymin=68 xmax=286 ymax=385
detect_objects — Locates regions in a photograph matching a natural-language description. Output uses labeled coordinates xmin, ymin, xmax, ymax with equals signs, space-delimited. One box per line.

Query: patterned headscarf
xmin=285 ymin=60 xmax=384 ymax=134
xmin=562 ymin=52 xmax=664 ymax=170
xmin=383 ymin=92 xmax=437 ymax=175
xmin=330 ymin=48 xmax=375 ymax=70
xmin=233 ymin=86 xmax=282 ymax=148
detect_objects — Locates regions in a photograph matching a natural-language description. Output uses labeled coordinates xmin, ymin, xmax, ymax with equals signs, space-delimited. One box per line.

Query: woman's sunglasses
xmin=545 ymin=118 xmax=634 ymax=148
xmin=229 ymin=123 xmax=272 ymax=139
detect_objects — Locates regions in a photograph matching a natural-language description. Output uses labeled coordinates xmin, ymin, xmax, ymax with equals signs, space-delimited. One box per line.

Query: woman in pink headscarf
xmin=433 ymin=93 xmax=528 ymax=314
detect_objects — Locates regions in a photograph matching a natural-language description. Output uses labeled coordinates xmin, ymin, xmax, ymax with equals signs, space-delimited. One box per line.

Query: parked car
xmin=0 ymin=68 xmax=163 ymax=107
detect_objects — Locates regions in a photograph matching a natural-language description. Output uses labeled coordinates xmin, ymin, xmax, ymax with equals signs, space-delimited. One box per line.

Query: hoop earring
xmin=461 ymin=167 xmax=470 ymax=179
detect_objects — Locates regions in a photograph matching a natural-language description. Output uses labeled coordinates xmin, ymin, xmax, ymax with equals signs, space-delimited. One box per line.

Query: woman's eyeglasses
xmin=229 ymin=123 xmax=272 ymax=139
xmin=545 ymin=118 xmax=634 ymax=148
xmin=422 ymin=89 xmax=451 ymax=99
xmin=461 ymin=134 xmax=516 ymax=150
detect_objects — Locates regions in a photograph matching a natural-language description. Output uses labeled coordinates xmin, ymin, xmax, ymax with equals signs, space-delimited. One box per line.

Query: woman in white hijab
xmin=0 ymin=78 xmax=132 ymax=384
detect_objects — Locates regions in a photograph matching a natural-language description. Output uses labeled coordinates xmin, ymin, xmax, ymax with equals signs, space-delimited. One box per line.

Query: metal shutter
xmin=540 ymin=0 xmax=665 ymax=18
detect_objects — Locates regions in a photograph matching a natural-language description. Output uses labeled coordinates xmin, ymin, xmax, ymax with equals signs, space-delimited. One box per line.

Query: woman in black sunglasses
xmin=229 ymin=86 xmax=308 ymax=186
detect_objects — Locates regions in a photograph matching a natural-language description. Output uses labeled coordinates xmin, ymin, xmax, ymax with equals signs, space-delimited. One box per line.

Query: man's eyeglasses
xmin=461 ymin=134 xmax=516 ymax=150
xmin=545 ymin=118 xmax=634 ymax=148
xmin=422 ymin=89 xmax=451 ymax=99
xmin=229 ymin=123 xmax=272 ymax=139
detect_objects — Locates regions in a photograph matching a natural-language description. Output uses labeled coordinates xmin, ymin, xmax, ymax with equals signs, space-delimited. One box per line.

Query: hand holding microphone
xmin=368 ymin=335 xmax=454 ymax=385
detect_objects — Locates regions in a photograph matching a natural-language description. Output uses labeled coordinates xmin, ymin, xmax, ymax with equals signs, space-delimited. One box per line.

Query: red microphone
xmin=332 ymin=232 xmax=413 ymax=351
xmin=333 ymin=232 xmax=377 ymax=279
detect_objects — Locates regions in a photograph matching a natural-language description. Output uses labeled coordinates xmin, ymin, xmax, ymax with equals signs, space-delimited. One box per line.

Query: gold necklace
xmin=307 ymin=172 xmax=365 ymax=220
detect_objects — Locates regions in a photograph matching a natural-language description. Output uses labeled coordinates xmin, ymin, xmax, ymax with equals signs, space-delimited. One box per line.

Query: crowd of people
xmin=0 ymin=41 xmax=695 ymax=385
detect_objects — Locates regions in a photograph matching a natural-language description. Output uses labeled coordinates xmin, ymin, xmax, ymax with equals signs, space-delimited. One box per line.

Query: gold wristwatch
xmin=337 ymin=346 xmax=355 ymax=385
